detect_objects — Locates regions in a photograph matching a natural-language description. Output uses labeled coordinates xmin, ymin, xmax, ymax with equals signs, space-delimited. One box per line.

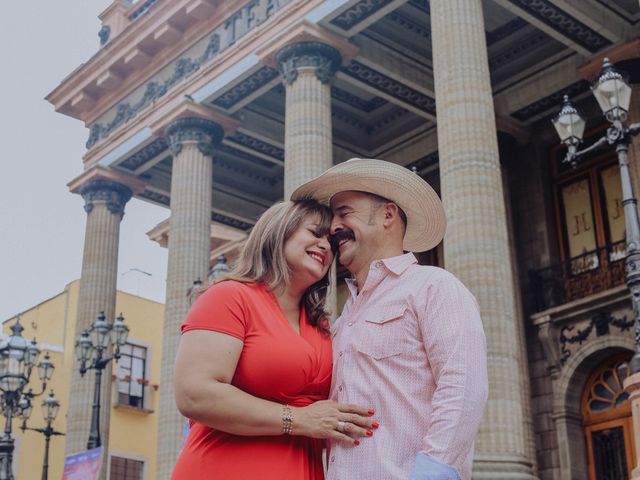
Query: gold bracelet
xmin=282 ymin=404 xmax=294 ymax=435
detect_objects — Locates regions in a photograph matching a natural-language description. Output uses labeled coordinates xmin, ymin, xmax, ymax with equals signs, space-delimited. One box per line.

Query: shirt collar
xmin=343 ymin=252 xmax=417 ymax=296
xmin=379 ymin=252 xmax=418 ymax=275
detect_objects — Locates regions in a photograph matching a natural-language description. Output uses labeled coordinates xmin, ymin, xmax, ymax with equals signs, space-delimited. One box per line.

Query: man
xmin=292 ymin=158 xmax=488 ymax=480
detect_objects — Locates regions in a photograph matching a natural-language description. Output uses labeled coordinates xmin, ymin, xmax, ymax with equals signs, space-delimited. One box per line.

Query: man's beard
xmin=329 ymin=229 xmax=355 ymax=255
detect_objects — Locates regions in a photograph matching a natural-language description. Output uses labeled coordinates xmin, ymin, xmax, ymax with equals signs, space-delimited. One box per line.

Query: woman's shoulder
xmin=199 ymin=280 xmax=264 ymax=303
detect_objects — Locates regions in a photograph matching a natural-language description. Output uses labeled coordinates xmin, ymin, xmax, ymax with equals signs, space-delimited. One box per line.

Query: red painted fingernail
xmin=371 ymin=422 xmax=379 ymax=429
xmin=366 ymin=430 xmax=373 ymax=436
xmin=354 ymin=440 xmax=360 ymax=446
xmin=368 ymin=409 xmax=375 ymax=415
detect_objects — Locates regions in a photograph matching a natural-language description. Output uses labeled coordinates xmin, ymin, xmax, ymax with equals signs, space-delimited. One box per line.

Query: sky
xmin=0 ymin=1 xmax=169 ymax=321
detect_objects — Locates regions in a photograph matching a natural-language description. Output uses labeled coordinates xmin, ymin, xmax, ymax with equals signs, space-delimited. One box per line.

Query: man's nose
xmin=330 ymin=217 xmax=342 ymax=235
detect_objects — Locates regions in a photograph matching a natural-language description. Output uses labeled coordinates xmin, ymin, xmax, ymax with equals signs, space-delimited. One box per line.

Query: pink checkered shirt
xmin=327 ymin=253 xmax=488 ymax=480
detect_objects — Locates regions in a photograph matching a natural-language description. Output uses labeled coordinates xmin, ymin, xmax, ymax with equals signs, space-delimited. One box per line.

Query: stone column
xmin=65 ymin=176 xmax=134 ymax=479
xmin=276 ymin=41 xmax=342 ymax=317
xmin=430 ymin=1 xmax=536 ymax=478
xmin=276 ymin=41 xmax=341 ymax=198
xmin=156 ymin=117 xmax=224 ymax=479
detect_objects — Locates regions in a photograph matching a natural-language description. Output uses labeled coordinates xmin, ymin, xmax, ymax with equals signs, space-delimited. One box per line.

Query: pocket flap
xmin=364 ymin=305 xmax=407 ymax=324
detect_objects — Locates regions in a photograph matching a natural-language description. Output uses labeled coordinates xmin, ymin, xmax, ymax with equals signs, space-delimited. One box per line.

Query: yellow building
xmin=2 ymin=280 xmax=164 ymax=479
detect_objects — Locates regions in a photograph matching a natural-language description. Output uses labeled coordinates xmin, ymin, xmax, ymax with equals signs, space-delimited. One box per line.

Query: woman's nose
xmin=318 ymin=236 xmax=330 ymax=250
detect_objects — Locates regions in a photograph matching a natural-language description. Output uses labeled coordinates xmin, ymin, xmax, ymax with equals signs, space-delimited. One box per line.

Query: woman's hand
xmin=292 ymin=400 xmax=378 ymax=445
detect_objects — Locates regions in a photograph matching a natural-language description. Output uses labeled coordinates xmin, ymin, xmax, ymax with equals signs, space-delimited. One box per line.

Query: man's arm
xmin=411 ymin=272 xmax=488 ymax=479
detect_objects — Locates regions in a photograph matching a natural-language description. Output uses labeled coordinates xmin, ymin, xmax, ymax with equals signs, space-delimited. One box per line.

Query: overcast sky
xmin=0 ymin=1 xmax=169 ymax=321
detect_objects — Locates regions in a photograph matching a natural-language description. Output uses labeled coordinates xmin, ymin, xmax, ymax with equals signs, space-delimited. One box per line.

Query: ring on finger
xmin=337 ymin=421 xmax=346 ymax=432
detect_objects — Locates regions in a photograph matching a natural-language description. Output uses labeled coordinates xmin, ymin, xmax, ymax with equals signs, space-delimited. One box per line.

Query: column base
xmin=473 ymin=456 xmax=538 ymax=480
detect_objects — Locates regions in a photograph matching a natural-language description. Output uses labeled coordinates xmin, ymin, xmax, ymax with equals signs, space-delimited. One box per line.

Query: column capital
xmin=79 ymin=180 xmax=133 ymax=215
xmin=150 ymin=101 xmax=239 ymax=156
xmin=68 ymin=165 xmax=145 ymax=214
xmin=165 ymin=117 xmax=224 ymax=156
xmin=276 ymin=42 xmax=342 ymax=85
xmin=256 ymin=20 xmax=358 ymax=85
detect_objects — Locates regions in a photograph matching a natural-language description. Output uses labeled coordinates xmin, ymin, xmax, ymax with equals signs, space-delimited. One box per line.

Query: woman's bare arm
xmin=174 ymin=330 xmax=376 ymax=444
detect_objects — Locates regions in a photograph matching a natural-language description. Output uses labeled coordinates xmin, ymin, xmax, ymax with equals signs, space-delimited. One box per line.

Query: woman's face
xmin=283 ymin=212 xmax=334 ymax=288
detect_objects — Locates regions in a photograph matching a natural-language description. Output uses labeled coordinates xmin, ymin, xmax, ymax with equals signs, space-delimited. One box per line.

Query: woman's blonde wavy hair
xmin=215 ymin=199 xmax=333 ymax=333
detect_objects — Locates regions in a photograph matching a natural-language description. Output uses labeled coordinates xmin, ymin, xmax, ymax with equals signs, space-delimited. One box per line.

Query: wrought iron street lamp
xmin=209 ymin=254 xmax=230 ymax=282
xmin=20 ymin=390 xmax=64 ymax=480
xmin=0 ymin=318 xmax=55 ymax=480
xmin=553 ymin=57 xmax=640 ymax=371
xmin=76 ymin=312 xmax=129 ymax=449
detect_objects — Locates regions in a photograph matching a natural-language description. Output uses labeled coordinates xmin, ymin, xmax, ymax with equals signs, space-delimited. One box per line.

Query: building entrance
xmin=582 ymin=354 xmax=635 ymax=479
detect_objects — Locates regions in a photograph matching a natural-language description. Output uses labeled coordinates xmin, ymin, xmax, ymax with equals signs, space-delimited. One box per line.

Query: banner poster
xmin=62 ymin=447 xmax=102 ymax=480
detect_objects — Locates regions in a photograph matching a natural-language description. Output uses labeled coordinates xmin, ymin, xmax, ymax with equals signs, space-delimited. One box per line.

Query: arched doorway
xmin=582 ymin=354 xmax=636 ymax=479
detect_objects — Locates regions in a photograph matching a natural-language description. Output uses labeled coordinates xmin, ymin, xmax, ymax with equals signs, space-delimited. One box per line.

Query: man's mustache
xmin=329 ymin=230 xmax=355 ymax=253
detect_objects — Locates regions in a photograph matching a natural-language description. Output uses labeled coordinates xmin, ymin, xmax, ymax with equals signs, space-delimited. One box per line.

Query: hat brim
xmin=291 ymin=159 xmax=446 ymax=252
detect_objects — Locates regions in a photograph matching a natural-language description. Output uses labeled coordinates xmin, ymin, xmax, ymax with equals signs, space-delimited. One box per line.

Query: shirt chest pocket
xmin=354 ymin=306 xmax=409 ymax=360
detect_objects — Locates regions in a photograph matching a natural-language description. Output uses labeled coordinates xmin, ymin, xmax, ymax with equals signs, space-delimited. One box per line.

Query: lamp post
xmin=75 ymin=311 xmax=129 ymax=450
xmin=20 ymin=390 xmax=64 ymax=480
xmin=552 ymin=58 xmax=640 ymax=370
xmin=0 ymin=318 xmax=55 ymax=480
xmin=209 ymin=254 xmax=230 ymax=282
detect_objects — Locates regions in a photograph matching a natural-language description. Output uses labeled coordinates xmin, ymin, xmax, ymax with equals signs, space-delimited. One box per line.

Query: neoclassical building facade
xmin=46 ymin=1 xmax=640 ymax=479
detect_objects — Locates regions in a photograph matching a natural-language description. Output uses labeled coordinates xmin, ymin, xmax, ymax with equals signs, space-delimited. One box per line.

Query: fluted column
xmin=276 ymin=41 xmax=341 ymax=317
xmin=276 ymin=41 xmax=341 ymax=198
xmin=156 ymin=117 xmax=224 ymax=479
xmin=430 ymin=1 xmax=536 ymax=478
xmin=65 ymin=179 xmax=132 ymax=478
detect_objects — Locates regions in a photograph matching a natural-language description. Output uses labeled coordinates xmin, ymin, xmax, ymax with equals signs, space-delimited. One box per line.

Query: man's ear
xmin=383 ymin=202 xmax=400 ymax=226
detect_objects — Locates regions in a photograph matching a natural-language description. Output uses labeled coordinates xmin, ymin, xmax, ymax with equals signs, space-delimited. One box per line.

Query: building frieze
xmin=85 ymin=0 xmax=293 ymax=150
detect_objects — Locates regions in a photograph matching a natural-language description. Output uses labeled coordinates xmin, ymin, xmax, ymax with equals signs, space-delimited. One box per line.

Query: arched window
xmin=582 ymin=354 xmax=636 ymax=480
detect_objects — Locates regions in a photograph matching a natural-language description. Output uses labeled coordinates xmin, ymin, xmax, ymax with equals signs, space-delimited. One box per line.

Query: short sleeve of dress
xmin=181 ymin=281 xmax=249 ymax=341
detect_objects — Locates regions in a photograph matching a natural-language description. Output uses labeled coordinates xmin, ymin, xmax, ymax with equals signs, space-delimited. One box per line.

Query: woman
xmin=172 ymin=200 xmax=376 ymax=480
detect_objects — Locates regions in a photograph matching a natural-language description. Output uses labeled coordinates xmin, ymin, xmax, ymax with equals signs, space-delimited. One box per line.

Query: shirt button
xmin=374 ymin=261 xmax=382 ymax=268
xmin=347 ymin=322 xmax=353 ymax=327
xmin=330 ymin=456 xmax=335 ymax=463
xmin=339 ymin=351 xmax=344 ymax=357
xmin=338 ymin=385 xmax=343 ymax=392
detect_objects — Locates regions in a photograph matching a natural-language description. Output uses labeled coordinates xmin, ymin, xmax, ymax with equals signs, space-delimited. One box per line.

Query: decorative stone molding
xmin=531 ymin=285 xmax=633 ymax=376
xmin=329 ymin=0 xmax=395 ymax=31
xmin=504 ymin=0 xmax=612 ymax=53
xmin=98 ymin=25 xmax=111 ymax=46
xmin=275 ymin=42 xmax=342 ymax=85
xmin=79 ymin=180 xmax=133 ymax=215
xmin=165 ymin=117 xmax=225 ymax=157
xmin=342 ymin=61 xmax=437 ymax=115
xmin=86 ymin=32 xmax=222 ymax=148
xmin=212 ymin=67 xmax=280 ymax=109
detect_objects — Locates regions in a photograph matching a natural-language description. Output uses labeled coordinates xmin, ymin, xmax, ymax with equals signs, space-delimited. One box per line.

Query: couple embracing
xmin=171 ymin=159 xmax=488 ymax=480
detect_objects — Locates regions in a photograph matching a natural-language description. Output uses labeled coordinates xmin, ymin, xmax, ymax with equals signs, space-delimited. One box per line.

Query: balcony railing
xmin=530 ymin=241 xmax=626 ymax=312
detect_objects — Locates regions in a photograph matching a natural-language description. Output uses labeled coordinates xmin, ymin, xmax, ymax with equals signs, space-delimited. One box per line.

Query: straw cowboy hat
xmin=291 ymin=158 xmax=446 ymax=252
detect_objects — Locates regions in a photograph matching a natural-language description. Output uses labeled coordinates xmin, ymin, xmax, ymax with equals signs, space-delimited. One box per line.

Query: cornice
xmin=47 ymin=0 xmax=310 ymax=124
xmin=67 ymin=165 xmax=146 ymax=195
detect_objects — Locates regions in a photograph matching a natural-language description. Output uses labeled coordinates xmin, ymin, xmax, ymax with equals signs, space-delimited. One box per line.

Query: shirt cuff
xmin=408 ymin=453 xmax=461 ymax=480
